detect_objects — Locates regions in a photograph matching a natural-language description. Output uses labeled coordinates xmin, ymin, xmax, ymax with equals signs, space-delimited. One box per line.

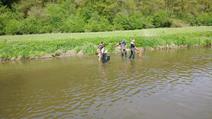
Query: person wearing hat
xmin=129 ymin=39 xmax=136 ymax=59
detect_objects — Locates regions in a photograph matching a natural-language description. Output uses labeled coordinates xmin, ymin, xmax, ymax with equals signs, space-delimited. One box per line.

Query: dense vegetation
xmin=0 ymin=26 xmax=211 ymax=61
xmin=0 ymin=0 xmax=211 ymax=35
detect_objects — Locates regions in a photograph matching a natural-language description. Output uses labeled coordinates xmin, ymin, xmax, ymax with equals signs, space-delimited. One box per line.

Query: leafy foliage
xmin=0 ymin=0 xmax=211 ymax=35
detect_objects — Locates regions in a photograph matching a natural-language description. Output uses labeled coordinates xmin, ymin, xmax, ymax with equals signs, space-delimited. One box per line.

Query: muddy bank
xmin=0 ymin=49 xmax=84 ymax=63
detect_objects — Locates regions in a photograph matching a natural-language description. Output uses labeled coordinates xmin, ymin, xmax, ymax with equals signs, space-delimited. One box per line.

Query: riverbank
xmin=0 ymin=26 xmax=211 ymax=62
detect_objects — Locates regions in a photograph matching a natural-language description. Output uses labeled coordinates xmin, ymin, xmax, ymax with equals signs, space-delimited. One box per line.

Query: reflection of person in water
xmin=98 ymin=62 xmax=108 ymax=81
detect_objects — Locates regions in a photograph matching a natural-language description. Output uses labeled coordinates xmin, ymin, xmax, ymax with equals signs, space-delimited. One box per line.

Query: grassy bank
xmin=0 ymin=26 xmax=211 ymax=61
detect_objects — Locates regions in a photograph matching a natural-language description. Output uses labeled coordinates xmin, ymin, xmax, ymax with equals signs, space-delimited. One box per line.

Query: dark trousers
xmin=121 ymin=49 xmax=127 ymax=57
xmin=129 ymin=49 xmax=135 ymax=59
xmin=102 ymin=53 xmax=110 ymax=63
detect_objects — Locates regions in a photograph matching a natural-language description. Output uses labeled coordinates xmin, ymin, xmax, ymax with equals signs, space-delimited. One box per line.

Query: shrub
xmin=84 ymin=13 xmax=112 ymax=32
xmin=113 ymin=13 xmax=154 ymax=30
xmin=0 ymin=6 xmax=21 ymax=35
xmin=0 ymin=19 xmax=5 ymax=35
xmin=4 ymin=19 xmax=22 ymax=34
xmin=129 ymin=14 xmax=154 ymax=29
xmin=153 ymin=11 xmax=172 ymax=27
xmin=20 ymin=17 xmax=43 ymax=34
xmin=196 ymin=13 xmax=212 ymax=26
xmin=45 ymin=3 xmax=65 ymax=32
xmin=170 ymin=19 xmax=189 ymax=27
xmin=113 ymin=14 xmax=132 ymax=30
xmin=61 ymin=16 xmax=85 ymax=32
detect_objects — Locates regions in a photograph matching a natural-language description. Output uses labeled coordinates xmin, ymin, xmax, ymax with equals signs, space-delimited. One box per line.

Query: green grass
xmin=0 ymin=26 xmax=211 ymax=60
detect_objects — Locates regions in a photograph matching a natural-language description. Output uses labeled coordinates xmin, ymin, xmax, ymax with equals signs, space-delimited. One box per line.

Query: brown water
xmin=0 ymin=48 xmax=212 ymax=119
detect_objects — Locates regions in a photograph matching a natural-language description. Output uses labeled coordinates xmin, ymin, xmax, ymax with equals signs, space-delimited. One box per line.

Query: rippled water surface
xmin=0 ymin=48 xmax=212 ymax=119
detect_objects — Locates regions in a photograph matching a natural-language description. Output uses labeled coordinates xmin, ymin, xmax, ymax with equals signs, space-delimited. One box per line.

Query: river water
xmin=0 ymin=48 xmax=212 ymax=119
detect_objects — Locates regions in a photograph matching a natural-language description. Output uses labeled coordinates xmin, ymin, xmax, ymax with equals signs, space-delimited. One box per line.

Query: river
xmin=0 ymin=48 xmax=212 ymax=119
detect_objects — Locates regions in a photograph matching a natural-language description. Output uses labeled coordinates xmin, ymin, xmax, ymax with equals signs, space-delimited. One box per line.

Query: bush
xmin=128 ymin=14 xmax=144 ymax=29
xmin=153 ymin=11 xmax=172 ymax=27
xmin=142 ymin=16 xmax=154 ymax=28
xmin=113 ymin=13 xmax=154 ymax=30
xmin=185 ymin=14 xmax=199 ymax=26
xmin=45 ymin=3 xmax=65 ymax=32
xmin=0 ymin=19 xmax=5 ymax=35
xmin=61 ymin=16 xmax=85 ymax=32
xmin=84 ymin=13 xmax=112 ymax=32
xmin=20 ymin=17 xmax=43 ymax=34
xmin=113 ymin=14 xmax=132 ymax=30
xmin=4 ymin=19 xmax=22 ymax=34
xmin=0 ymin=6 xmax=21 ymax=35
xmin=170 ymin=19 xmax=189 ymax=27
xmin=196 ymin=13 xmax=212 ymax=26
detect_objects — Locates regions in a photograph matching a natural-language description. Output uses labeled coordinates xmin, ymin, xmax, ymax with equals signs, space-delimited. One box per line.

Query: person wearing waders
xmin=101 ymin=45 xmax=110 ymax=63
xmin=119 ymin=40 xmax=127 ymax=57
xmin=129 ymin=39 xmax=136 ymax=59
xmin=97 ymin=42 xmax=104 ymax=61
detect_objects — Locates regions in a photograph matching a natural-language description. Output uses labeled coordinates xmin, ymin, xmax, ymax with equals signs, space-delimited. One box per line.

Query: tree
xmin=0 ymin=0 xmax=211 ymax=35
xmin=0 ymin=0 xmax=20 ymax=8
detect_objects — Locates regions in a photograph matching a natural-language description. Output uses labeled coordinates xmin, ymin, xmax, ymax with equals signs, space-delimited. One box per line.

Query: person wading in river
xmin=97 ymin=42 xmax=104 ymax=61
xmin=129 ymin=39 xmax=136 ymax=59
xmin=101 ymin=44 xmax=110 ymax=63
xmin=119 ymin=40 xmax=127 ymax=57
xmin=97 ymin=42 xmax=110 ymax=63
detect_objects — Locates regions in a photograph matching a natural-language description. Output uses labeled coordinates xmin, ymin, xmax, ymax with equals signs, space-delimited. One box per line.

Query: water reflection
xmin=0 ymin=48 xmax=211 ymax=119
